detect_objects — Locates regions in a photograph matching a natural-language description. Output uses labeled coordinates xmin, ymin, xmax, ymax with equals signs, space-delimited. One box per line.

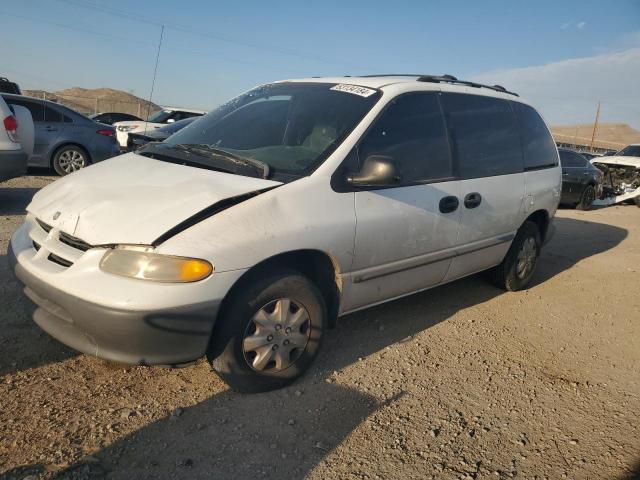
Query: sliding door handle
xmin=439 ymin=195 xmax=459 ymax=213
xmin=464 ymin=192 xmax=482 ymax=209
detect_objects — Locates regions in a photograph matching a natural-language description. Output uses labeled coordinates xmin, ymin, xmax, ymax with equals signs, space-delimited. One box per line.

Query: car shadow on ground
xmin=0 ymin=216 xmax=629 ymax=479
xmin=533 ymin=216 xmax=628 ymax=285
xmin=0 ymin=253 xmax=77 ymax=376
xmin=0 ymin=187 xmax=40 ymax=215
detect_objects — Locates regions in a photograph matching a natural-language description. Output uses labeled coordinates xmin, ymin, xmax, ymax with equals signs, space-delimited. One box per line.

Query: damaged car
xmin=591 ymin=148 xmax=640 ymax=207
xmin=8 ymin=76 xmax=561 ymax=392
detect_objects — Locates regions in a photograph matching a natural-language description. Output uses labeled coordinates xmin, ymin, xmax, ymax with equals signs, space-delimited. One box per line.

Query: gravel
xmin=1 ymin=175 xmax=639 ymax=479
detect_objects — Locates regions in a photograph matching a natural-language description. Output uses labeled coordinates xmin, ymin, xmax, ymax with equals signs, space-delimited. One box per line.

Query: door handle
xmin=463 ymin=192 xmax=482 ymax=209
xmin=439 ymin=195 xmax=459 ymax=213
xmin=45 ymin=126 xmax=58 ymax=132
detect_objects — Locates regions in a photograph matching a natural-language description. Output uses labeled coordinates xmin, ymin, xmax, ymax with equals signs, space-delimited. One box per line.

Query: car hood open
xmin=27 ymin=153 xmax=282 ymax=246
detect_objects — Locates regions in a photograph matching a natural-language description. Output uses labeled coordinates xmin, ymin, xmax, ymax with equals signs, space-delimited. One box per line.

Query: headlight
xmin=117 ymin=125 xmax=139 ymax=132
xmin=100 ymin=248 xmax=213 ymax=282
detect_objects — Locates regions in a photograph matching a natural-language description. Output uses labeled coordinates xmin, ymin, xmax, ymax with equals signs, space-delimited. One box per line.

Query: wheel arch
xmin=217 ymin=249 xmax=342 ymax=329
xmin=524 ymin=209 xmax=550 ymax=243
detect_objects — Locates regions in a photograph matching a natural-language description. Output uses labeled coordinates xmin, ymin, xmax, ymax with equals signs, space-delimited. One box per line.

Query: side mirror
xmin=347 ymin=155 xmax=402 ymax=188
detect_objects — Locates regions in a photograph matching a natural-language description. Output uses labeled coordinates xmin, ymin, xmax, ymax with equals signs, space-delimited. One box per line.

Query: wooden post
xmin=589 ymin=102 xmax=600 ymax=152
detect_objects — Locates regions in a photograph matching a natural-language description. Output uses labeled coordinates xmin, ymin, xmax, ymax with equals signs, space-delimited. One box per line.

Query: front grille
xmin=31 ymin=216 xmax=93 ymax=269
xmin=47 ymin=253 xmax=74 ymax=268
xmin=36 ymin=219 xmax=52 ymax=233
xmin=59 ymin=231 xmax=92 ymax=252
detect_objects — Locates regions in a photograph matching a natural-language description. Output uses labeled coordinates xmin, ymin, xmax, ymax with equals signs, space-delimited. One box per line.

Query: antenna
xmin=145 ymin=24 xmax=164 ymax=134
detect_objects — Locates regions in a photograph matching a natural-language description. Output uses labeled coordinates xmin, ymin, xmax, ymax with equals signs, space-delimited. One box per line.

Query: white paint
xmin=12 ymin=75 xmax=561 ymax=323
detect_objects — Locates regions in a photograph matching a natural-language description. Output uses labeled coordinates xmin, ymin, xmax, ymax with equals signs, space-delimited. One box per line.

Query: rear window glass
xmin=559 ymin=150 xmax=587 ymax=168
xmin=512 ymin=102 xmax=558 ymax=170
xmin=441 ymin=93 xmax=523 ymax=179
xmin=6 ymin=98 xmax=45 ymax=122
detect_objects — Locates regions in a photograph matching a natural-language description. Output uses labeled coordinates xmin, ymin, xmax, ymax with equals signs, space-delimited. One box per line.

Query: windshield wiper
xmin=137 ymin=143 xmax=237 ymax=175
xmin=175 ymin=144 xmax=271 ymax=179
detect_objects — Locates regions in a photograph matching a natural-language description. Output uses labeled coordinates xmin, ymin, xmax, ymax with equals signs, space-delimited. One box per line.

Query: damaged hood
xmin=591 ymin=156 xmax=640 ymax=169
xmin=27 ymin=153 xmax=281 ymax=245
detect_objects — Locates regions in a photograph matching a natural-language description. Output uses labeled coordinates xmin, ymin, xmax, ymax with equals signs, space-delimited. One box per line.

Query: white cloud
xmin=576 ymin=21 xmax=587 ymax=29
xmin=561 ymin=21 xmax=573 ymax=30
xmin=471 ymin=48 xmax=640 ymax=128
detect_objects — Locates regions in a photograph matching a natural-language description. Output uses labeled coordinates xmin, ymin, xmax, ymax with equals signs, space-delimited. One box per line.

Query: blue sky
xmin=1 ymin=0 xmax=639 ymax=126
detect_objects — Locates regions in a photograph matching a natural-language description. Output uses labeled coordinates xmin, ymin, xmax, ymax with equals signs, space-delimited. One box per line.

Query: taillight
xmin=96 ymin=128 xmax=115 ymax=137
xmin=3 ymin=115 xmax=19 ymax=143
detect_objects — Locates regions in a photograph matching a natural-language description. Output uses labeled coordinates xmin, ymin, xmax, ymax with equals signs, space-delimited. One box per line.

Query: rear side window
xmin=44 ymin=105 xmax=65 ymax=123
xmin=441 ymin=93 xmax=523 ymax=179
xmin=358 ymin=92 xmax=453 ymax=184
xmin=8 ymin=98 xmax=45 ymax=122
xmin=512 ymin=102 xmax=558 ymax=170
xmin=559 ymin=150 xmax=587 ymax=168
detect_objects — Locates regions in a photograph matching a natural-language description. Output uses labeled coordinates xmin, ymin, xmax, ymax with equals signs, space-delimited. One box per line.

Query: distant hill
xmin=550 ymin=123 xmax=640 ymax=151
xmin=22 ymin=87 xmax=160 ymax=119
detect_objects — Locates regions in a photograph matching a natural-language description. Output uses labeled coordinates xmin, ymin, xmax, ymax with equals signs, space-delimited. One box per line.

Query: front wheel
xmin=53 ymin=145 xmax=90 ymax=176
xmin=490 ymin=221 xmax=541 ymax=291
xmin=576 ymin=184 xmax=596 ymax=210
xmin=208 ymin=270 xmax=326 ymax=393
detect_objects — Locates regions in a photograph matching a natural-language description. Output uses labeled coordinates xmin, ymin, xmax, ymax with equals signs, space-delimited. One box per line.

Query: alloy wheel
xmin=516 ymin=237 xmax=537 ymax=280
xmin=58 ymin=149 xmax=86 ymax=173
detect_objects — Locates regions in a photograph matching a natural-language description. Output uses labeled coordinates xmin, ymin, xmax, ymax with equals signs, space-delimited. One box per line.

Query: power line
xmin=54 ymin=0 xmax=373 ymax=69
xmin=1 ymin=11 xmax=296 ymax=73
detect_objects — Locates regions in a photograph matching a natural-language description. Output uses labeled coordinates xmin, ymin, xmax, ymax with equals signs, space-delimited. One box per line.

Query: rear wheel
xmin=208 ymin=269 xmax=326 ymax=393
xmin=53 ymin=145 xmax=90 ymax=176
xmin=490 ymin=221 xmax=541 ymax=291
xmin=576 ymin=184 xmax=596 ymax=210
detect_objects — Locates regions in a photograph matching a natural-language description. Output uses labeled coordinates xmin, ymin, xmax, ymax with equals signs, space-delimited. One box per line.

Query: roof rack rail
xmin=416 ymin=75 xmax=518 ymax=97
xmin=355 ymin=74 xmax=518 ymax=96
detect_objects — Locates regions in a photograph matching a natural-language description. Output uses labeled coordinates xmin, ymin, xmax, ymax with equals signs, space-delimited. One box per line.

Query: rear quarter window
xmin=512 ymin=102 xmax=558 ymax=170
xmin=441 ymin=93 xmax=523 ymax=179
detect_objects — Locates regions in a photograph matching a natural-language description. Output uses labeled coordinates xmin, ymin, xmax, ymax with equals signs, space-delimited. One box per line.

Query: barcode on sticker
xmin=330 ymin=84 xmax=377 ymax=97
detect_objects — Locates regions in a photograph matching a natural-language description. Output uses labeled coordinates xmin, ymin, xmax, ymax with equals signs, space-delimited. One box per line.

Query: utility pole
xmin=589 ymin=101 xmax=601 ymax=152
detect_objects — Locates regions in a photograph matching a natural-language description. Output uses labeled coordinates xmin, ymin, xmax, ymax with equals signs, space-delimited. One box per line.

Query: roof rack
xmin=416 ymin=75 xmax=518 ymax=97
xmin=358 ymin=73 xmax=518 ymax=97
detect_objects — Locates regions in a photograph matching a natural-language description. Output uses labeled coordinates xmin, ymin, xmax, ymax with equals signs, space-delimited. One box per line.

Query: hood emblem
xmin=53 ymin=211 xmax=61 ymax=220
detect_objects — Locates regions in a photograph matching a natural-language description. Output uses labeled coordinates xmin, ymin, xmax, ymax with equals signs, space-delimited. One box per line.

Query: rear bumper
xmin=0 ymin=149 xmax=27 ymax=181
xmin=8 ymin=243 xmax=220 ymax=366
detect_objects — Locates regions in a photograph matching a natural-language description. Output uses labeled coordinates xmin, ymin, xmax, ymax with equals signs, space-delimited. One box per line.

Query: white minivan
xmin=9 ymin=75 xmax=561 ymax=392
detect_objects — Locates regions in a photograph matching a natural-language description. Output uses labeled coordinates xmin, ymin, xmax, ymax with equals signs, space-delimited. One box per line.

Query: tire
xmin=575 ymin=184 xmax=596 ymax=210
xmin=208 ymin=269 xmax=326 ymax=393
xmin=52 ymin=145 xmax=90 ymax=176
xmin=490 ymin=221 xmax=541 ymax=291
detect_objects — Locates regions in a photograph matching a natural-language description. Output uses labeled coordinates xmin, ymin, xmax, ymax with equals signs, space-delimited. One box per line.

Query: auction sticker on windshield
xmin=330 ymin=84 xmax=377 ymax=97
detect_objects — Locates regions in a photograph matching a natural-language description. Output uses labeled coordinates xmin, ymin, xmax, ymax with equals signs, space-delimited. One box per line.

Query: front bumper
xmin=8 ymin=220 xmax=244 ymax=366
xmin=0 ymin=149 xmax=27 ymax=181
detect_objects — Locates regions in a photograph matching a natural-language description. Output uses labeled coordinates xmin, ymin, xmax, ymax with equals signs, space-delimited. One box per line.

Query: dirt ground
xmin=1 ymin=174 xmax=639 ymax=480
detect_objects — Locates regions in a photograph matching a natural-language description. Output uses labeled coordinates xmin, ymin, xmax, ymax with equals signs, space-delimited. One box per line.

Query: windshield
xmin=148 ymin=110 xmax=172 ymax=123
xmin=165 ymin=82 xmax=381 ymax=176
xmin=616 ymin=145 xmax=640 ymax=157
xmin=157 ymin=117 xmax=197 ymax=134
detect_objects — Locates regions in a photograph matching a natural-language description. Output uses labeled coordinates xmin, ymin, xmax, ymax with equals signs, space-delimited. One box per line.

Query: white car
xmin=591 ymin=147 xmax=640 ymax=206
xmin=9 ymin=75 xmax=561 ymax=392
xmin=114 ymin=106 xmax=205 ymax=148
xmin=0 ymin=95 xmax=33 ymax=182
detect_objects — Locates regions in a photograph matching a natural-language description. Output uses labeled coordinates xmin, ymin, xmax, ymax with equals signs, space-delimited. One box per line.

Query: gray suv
xmin=1 ymin=94 xmax=119 ymax=175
